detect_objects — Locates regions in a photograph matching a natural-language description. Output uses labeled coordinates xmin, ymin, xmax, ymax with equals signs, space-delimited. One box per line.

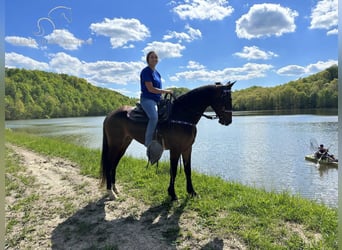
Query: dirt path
xmin=5 ymin=145 xmax=246 ymax=250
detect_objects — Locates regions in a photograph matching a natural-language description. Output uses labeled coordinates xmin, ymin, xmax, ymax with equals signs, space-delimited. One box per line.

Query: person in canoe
xmin=314 ymin=144 xmax=337 ymax=162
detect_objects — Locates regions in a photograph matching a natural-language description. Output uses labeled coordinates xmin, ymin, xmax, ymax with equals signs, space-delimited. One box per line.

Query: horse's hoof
xmin=187 ymin=192 xmax=197 ymax=199
xmin=113 ymin=186 xmax=119 ymax=195
xmin=107 ymin=189 xmax=118 ymax=200
xmin=171 ymin=196 xmax=178 ymax=202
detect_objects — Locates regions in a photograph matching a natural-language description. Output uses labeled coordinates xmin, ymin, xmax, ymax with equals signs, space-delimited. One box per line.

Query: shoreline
xmin=5 ymin=130 xmax=338 ymax=249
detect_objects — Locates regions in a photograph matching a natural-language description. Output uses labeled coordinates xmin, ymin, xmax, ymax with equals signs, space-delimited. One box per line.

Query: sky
xmin=4 ymin=0 xmax=338 ymax=97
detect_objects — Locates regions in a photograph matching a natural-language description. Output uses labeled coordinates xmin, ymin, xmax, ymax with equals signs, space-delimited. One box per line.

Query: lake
xmin=6 ymin=112 xmax=338 ymax=207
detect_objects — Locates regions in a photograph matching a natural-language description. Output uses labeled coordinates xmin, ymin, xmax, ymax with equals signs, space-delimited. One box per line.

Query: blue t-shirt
xmin=140 ymin=66 xmax=162 ymax=102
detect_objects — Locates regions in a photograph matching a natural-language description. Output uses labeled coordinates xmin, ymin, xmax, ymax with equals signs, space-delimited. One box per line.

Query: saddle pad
xmin=127 ymin=104 xmax=149 ymax=123
xmin=127 ymin=102 xmax=171 ymax=123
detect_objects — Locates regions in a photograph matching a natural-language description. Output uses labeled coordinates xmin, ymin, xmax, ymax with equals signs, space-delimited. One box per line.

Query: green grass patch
xmin=5 ymin=130 xmax=338 ymax=249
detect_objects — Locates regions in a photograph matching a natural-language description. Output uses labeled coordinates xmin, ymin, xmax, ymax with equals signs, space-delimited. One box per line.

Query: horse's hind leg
xmin=182 ymin=147 xmax=196 ymax=197
xmin=107 ymin=138 xmax=132 ymax=199
xmin=106 ymin=153 xmax=121 ymax=199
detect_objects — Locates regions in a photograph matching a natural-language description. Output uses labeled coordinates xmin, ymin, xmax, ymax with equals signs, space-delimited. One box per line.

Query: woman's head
xmin=146 ymin=51 xmax=158 ymax=66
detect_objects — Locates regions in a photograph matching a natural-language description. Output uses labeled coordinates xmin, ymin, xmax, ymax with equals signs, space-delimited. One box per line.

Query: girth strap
xmin=170 ymin=120 xmax=196 ymax=127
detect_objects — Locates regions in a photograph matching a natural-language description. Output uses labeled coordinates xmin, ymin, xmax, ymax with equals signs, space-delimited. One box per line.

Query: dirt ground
xmin=5 ymin=145 xmax=246 ymax=250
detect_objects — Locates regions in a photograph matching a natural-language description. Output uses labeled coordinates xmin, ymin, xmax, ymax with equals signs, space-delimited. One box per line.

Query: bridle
xmin=204 ymin=88 xmax=232 ymax=120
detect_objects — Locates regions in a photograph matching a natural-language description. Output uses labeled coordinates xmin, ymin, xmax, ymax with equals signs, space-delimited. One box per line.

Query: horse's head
xmin=211 ymin=81 xmax=235 ymax=126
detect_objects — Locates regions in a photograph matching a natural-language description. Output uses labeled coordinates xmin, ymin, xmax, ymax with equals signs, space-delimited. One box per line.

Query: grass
xmin=5 ymin=129 xmax=338 ymax=249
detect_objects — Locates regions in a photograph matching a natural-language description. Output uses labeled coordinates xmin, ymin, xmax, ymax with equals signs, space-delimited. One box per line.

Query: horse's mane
xmin=170 ymin=85 xmax=218 ymax=123
xmin=173 ymin=84 xmax=216 ymax=106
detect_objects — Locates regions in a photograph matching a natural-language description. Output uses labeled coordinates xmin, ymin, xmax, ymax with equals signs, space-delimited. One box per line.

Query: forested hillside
xmin=232 ymin=65 xmax=338 ymax=111
xmin=5 ymin=65 xmax=338 ymax=120
xmin=5 ymin=68 xmax=137 ymax=120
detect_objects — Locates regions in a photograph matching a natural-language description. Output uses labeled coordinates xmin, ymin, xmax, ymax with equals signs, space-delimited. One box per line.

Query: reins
xmin=202 ymin=109 xmax=233 ymax=120
xmin=201 ymin=113 xmax=218 ymax=120
xmin=170 ymin=108 xmax=225 ymax=126
xmin=170 ymin=112 xmax=219 ymax=127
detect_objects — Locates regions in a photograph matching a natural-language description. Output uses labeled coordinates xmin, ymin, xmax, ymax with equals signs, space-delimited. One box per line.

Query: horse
xmin=100 ymin=81 xmax=235 ymax=201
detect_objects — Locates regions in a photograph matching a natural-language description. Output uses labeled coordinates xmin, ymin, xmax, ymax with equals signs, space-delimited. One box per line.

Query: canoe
xmin=305 ymin=154 xmax=338 ymax=168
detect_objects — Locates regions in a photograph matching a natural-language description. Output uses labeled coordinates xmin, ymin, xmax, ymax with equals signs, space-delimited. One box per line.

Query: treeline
xmin=232 ymin=65 xmax=338 ymax=111
xmin=5 ymin=68 xmax=137 ymax=120
xmin=5 ymin=65 xmax=338 ymax=120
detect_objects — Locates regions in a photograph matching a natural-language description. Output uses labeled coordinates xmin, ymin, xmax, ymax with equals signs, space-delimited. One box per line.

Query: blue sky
xmin=5 ymin=0 xmax=338 ymax=97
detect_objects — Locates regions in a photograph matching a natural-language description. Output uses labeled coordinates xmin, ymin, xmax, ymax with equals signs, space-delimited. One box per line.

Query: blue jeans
xmin=140 ymin=97 xmax=158 ymax=147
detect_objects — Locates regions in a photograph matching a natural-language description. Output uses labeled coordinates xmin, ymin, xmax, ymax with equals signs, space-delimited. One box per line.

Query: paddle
xmin=309 ymin=138 xmax=328 ymax=167
xmin=316 ymin=151 xmax=326 ymax=167
xmin=310 ymin=138 xmax=319 ymax=152
xmin=316 ymin=145 xmax=332 ymax=167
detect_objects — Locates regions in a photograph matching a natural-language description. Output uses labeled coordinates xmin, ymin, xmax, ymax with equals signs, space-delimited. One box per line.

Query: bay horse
xmin=101 ymin=81 xmax=235 ymax=201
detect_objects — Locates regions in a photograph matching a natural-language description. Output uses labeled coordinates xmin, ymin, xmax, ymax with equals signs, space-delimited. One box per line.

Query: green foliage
xmin=169 ymin=87 xmax=189 ymax=98
xmin=232 ymin=65 xmax=338 ymax=111
xmin=5 ymin=65 xmax=338 ymax=119
xmin=5 ymin=68 xmax=137 ymax=120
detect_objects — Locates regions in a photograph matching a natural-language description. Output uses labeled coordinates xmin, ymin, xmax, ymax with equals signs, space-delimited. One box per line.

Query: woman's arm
xmin=145 ymin=81 xmax=172 ymax=94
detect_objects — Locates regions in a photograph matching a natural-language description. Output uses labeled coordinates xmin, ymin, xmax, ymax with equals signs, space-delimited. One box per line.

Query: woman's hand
xmin=162 ymin=89 xmax=173 ymax=94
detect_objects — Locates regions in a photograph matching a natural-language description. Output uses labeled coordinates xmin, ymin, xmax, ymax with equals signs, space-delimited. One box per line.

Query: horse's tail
xmin=100 ymin=119 xmax=109 ymax=187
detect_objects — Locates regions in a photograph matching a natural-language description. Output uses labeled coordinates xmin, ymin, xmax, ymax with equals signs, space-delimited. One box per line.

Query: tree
xmin=5 ymin=68 xmax=137 ymax=120
xmin=232 ymin=65 xmax=338 ymax=111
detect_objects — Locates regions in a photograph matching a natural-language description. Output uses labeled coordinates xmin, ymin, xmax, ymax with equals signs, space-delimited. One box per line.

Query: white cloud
xmin=83 ymin=60 xmax=145 ymax=85
xmin=187 ymin=61 xmax=205 ymax=70
xmin=142 ymin=41 xmax=186 ymax=60
xmin=44 ymin=29 xmax=85 ymax=50
xmin=172 ymin=0 xmax=234 ymax=21
xmin=327 ymin=29 xmax=338 ymax=36
xmin=276 ymin=65 xmax=306 ymax=76
xmin=5 ymin=52 xmax=49 ymax=70
xmin=170 ymin=63 xmax=273 ymax=82
xmin=90 ymin=18 xmax=150 ymax=48
xmin=306 ymin=60 xmax=338 ymax=73
xmin=5 ymin=52 xmax=145 ymax=88
xmin=277 ymin=59 xmax=337 ymax=76
xmin=163 ymin=25 xmax=202 ymax=43
xmin=236 ymin=3 xmax=298 ymax=39
xmin=186 ymin=25 xmax=202 ymax=40
xmin=48 ymin=52 xmax=83 ymax=75
xmin=310 ymin=0 xmax=337 ymax=35
xmin=49 ymin=52 xmax=146 ymax=85
xmin=234 ymin=46 xmax=278 ymax=60
xmin=163 ymin=31 xmax=190 ymax=42
xmin=5 ymin=36 xmax=39 ymax=49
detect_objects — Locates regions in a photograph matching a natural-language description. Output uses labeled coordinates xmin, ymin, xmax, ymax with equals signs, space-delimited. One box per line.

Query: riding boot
xmin=146 ymin=130 xmax=163 ymax=165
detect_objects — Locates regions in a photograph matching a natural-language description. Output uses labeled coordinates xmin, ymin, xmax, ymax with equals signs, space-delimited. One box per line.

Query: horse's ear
xmin=226 ymin=81 xmax=236 ymax=87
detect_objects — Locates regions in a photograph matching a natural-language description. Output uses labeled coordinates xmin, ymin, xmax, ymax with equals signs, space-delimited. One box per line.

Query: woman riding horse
xmin=101 ymin=81 xmax=235 ymax=201
xmin=140 ymin=51 xmax=172 ymax=149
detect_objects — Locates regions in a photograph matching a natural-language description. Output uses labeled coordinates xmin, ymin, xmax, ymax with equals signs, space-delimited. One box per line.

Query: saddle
xmin=127 ymin=94 xmax=173 ymax=124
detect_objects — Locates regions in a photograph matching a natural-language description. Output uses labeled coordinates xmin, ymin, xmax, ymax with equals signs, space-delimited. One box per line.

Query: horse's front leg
xmin=182 ymin=147 xmax=197 ymax=197
xmin=168 ymin=150 xmax=180 ymax=201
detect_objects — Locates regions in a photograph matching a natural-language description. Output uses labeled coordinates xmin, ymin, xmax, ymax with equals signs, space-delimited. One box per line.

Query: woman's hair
xmin=146 ymin=51 xmax=157 ymax=64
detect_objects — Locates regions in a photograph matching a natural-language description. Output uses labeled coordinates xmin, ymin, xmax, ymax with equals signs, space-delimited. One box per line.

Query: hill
xmin=232 ymin=65 xmax=338 ymax=111
xmin=5 ymin=68 xmax=137 ymax=120
xmin=5 ymin=65 xmax=338 ymax=120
